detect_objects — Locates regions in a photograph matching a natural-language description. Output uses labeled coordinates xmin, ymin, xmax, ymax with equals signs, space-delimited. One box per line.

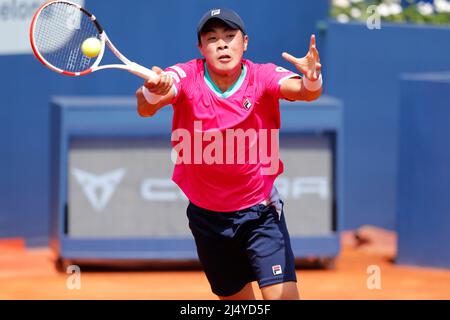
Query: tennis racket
xmin=29 ymin=0 xmax=157 ymax=80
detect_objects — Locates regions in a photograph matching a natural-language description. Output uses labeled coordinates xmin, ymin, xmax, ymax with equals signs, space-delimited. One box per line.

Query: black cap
xmin=197 ymin=8 xmax=246 ymax=39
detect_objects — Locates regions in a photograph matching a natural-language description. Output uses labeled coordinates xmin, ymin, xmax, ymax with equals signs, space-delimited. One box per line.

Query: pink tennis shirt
xmin=165 ymin=58 xmax=299 ymax=212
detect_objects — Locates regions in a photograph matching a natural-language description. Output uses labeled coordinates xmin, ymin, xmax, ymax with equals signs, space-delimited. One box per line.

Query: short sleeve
xmin=259 ymin=63 xmax=300 ymax=99
xmin=164 ymin=60 xmax=197 ymax=105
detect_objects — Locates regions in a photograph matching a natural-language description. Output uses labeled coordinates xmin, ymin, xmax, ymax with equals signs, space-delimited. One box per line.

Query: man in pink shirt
xmin=136 ymin=8 xmax=322 ymax=300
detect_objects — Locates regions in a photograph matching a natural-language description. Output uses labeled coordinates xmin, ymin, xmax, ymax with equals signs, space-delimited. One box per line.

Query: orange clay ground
xmin=1 ymin=226 xmax=449 ymax=300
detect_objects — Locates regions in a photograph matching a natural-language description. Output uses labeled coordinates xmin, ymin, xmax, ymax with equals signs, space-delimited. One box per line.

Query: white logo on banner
xmin=140 ymin=178 xmax=188 ymax=201
xmin=72 ymin=168 xmax=126 ymax=211
xmin=275 ymin=177 xmax=330 ymax=200
xmin=138 ymin=177 xmax=329 ymax=202
xmin=0 ymin=0 xmax=84 ymax=55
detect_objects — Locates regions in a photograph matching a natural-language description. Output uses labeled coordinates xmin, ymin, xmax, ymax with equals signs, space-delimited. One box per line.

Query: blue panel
xmin=281 ymin=98 xmax=345 ymax=233
xmin=325 ymin=21 xmax=450 ymax=230
xmin=396 ymin=72 xmax=450 ymax=269
xmin=59 ymin=237 xmax=340 ymax=261
xmin=291 ymin=236 xmax=340 ymax=257
xmin=51 ymin=95 xmax=342 ymax=261
xmin=61 ymin=238 xmax=199 ymax=260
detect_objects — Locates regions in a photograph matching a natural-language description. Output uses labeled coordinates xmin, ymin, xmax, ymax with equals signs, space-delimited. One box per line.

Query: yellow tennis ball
xmin=81 ymin=37 xmax=101 ymax=58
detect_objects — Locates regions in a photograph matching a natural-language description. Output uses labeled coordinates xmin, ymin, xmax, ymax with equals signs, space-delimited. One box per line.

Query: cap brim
xmin=197 ymin=17 xmax=244 ymax=35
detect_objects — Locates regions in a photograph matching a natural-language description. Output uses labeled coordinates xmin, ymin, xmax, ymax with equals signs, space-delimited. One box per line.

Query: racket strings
xmin=34 ymin=3 xmax=100 ymax=73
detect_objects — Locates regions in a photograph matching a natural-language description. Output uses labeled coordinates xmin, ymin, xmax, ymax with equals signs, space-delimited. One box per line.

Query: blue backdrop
xmin=0 ymin=0 xmax=329 ymax=246
xmin=397 ymin=72 xmax=450 ymax=268
xmin=325 ymin=21 xmax=450 ymax=230
xmin=4 ymin=0 xmax=450 ymax=247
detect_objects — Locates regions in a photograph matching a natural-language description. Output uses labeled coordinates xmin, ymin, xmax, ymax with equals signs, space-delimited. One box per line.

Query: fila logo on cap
xmin=211 ymin=9 xmax=221 ymax=16
xmin=243 ymin=98 xmax=252 ymax=110
xmin=272 ymin=265 xmax=283 ymax=275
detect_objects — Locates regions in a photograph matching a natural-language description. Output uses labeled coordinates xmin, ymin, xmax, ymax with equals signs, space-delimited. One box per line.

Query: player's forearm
xmin=136 ymin=88 xmax=167 ymax=117
xmin=298 ymin=78 xmax=323 ymax=101
xmin=136 ymin=65 xmax=175 ymax=117
xmin=281 ymin=77 xmax=323 ymax=102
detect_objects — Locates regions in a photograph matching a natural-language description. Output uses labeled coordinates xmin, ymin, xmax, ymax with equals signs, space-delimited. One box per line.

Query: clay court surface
xmin=1 ymin=233 xmax=450 ymax=300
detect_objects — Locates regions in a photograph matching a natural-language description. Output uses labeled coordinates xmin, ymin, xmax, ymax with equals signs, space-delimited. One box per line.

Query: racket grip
xmin=127 ymin=62 xmax=157 ymax=80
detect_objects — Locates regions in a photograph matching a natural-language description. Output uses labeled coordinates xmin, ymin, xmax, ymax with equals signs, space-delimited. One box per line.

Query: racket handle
xmin=127 ymin=62 xmax=157 ymax=80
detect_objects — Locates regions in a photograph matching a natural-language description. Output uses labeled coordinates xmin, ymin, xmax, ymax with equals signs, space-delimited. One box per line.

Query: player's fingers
xmin=316 ymin=62 xmax=322 ymax=73
xmin=162 ymin=74 xmax=172 ymax=86
xmin=164 ymin=75 xmax=174 ymax=91
xmin=152 ymin=66 xmax=163 ymax=75
xmin=152 ymin=75 xmax=169 ymax=94
xmin=282 ymin=52 xmax=298 ymax=65
xmin=156 ymin=85 xmax=170 ymax=95
xmin=311 ymin=46 xmax=319 ymax=59
xmin=160 ymin=75 xmax=173 ymax=93
xmin=144 ymin=75 xmax=161 ymax=90
xmin=163 ymin=74 xmax=173 ymax=85
xmin=307 ymin=70 xmax=317 ymax=81
xmin=310 ymin=34 xmax=316 ymax=50
xmin=160 ymin=85 xmax=171 ymax=95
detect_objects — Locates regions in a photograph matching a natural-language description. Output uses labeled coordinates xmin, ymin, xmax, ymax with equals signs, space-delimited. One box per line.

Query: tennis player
xmin=136 ymin=8 xmax=322 ymax=300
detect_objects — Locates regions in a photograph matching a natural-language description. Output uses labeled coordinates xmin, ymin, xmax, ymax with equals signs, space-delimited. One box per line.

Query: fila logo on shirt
xmin=272 ymin=265 xmax=283 ymax=275
xmin=242 ymin=98 xmax=252 ymax=110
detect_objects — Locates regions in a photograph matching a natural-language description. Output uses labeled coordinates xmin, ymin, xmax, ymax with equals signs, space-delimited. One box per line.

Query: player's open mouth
xmin=218 ymin=55 xmax=231 ymax=62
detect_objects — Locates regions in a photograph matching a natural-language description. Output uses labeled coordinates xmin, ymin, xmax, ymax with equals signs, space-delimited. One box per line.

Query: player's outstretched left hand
xmin=282 ymin=34 xmax=321 ymax=81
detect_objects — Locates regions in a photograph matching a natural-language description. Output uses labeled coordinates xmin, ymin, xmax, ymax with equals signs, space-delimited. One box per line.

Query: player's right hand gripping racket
xmin=30 ymin=0 xmax=157 ymax=80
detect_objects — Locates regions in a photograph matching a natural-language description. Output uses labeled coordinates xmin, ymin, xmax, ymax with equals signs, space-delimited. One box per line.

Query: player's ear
xmin=198 ymin=38 xmax=205 ymax=57
xmin=243 ymin=34 xmax=248 ymax=52
xmin=198 ymin=44 xmax=205 ymax=57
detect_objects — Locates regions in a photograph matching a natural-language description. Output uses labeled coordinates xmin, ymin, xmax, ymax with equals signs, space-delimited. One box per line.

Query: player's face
xmin=199 ymin=24 xmax=248 ymax=75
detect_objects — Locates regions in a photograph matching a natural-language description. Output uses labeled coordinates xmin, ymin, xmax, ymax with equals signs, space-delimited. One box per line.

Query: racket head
xmin=30 ymin=0 xmax=104 ymax=76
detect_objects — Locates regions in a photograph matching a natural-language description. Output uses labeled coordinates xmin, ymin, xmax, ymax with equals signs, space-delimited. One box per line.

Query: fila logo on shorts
xmin=242 ymin=98 xmax=252 ymax=110
xmin=211 ymin=9 xmax=221 ymax=16
xmin=272 ymin=265 xmax=283 ymax=275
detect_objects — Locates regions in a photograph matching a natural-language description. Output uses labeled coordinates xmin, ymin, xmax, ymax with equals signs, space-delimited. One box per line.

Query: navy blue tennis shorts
xmin=186 ymin=200 xmax=297 ymax=297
